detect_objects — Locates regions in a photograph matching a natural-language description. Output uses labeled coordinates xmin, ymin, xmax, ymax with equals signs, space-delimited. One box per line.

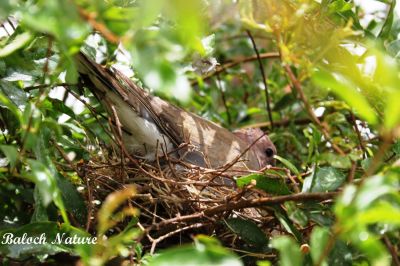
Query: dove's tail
xmin=74 ymin=52 xmax=181 ymax=149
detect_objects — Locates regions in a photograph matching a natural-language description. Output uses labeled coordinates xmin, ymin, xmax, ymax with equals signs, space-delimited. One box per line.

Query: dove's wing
xmin=76 ymin=52 xmax=261 ymax=170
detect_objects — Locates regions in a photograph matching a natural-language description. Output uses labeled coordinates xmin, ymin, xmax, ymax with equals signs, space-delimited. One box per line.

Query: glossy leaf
xmin=271 ymin=236 xmax=303 ymax=266
xmin=225 ymin=218 xmax=269 ymax=249
xmin=304 ymin=167 xmax=346 ymax=192
xmin=148 ymin=235 xmax=242 ymax=266
xmin=310 ymin=227 xmax=330 ymax=266
xmin=236 ymin=174 xmax=291 ymax=195
xmin=312 ymin=68 xmax=377 ymax=125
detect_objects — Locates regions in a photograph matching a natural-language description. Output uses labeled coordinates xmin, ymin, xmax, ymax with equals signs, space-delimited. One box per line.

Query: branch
xmin=148 ymin=192 xmax=338 ymax=231
xmin=191 ymin=52 xmax=280 ymax=85
xmin=283 ymin=64 xmax=345 ymax=155
xmin=77 ymin=7 xmax=120 ymax=44
xmin=246 ymin=30 xmax=274 ymax=129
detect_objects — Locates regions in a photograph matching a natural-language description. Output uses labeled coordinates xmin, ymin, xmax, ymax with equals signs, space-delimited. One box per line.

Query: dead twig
xmin=283 ymin=64 xmax=345 ymax=155
xmin=246 ymin=30 xmax=274 ymax=129
xmin=148 ymin=191 xmax=338 ymax=232
xmin=192 ymin=52 xmax=280 ymax=85
xmin=150 ymin=223 xmax=207 ymax=254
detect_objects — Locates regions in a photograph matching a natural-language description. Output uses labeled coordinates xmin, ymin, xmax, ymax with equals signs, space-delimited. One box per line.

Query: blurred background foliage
xmin=0 ymin=0 xmax=400 ymax=265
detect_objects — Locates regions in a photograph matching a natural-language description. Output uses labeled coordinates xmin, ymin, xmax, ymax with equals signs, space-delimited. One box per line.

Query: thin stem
xmin=283 ymin=64 xmax=345 ymax=155
xmin=246 ymin=30 xmax=274 ymax=129
xmin=192 ymin=52 xmax=280 ymax=85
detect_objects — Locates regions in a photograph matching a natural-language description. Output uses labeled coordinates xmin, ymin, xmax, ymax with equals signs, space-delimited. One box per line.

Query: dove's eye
xmin=265 ymin=148 xmax=274 ymax=157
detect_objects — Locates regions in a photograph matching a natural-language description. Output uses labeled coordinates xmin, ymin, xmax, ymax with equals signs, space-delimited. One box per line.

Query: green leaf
xmin=328 ymin=240 xmax=353 ymax=265
xmin=148 ymin=235 xmax=242 ymax=266
xmin=57 ymin=177 xmax=87 ymax=226
xmin=24 ymin=159 xmax=69 ymax=224
xmin=225 ymin=218 xmax=269 ymax=249
xmin=256 ymin=261 xmax=271 ymax=266
xmin=236 ymin=174 xmax=291 ymax=195
xmin=0 ymin=145 xmax=18 ymax=169
xmin=305 ymin=167 xmax=346 ymax=192
xmin=65 ymin=58 xmax=79 ymax=84
xmin=318 ymin=153 xmax=352 ymax=168
xmin=271 ymin=236 xmax=303 ymax=266
xmin=31 ymin=187 xmax=50 ymax=222
xmin=0 ymin=84 xmax=23 ymax=123
xmin=25 ymin=160 xmax=58 ymax=207
xmin=393 ymin=140 xmax=400 ymax=156
xmin=378 ymin=0 xmax=396 ymax=39
xmin=274 ymin=155 xmax=301 ymax=181
xmin=21 ymin=1 xmax=89 ymax=48
xmin=0 ymin=32 xmax=32 ymax=58
xmin=356 ymin=202 xmax=400 ymax=225
xmin=310 ymin=227 xmax=330 ymax=266
xmin=312 ymin=68 xmax=377 ymax=124
xmin=384 ymin=89 xmax=400 ymax=129
xmin=328 ymin=0 xmax=353 ymax=13
xmin=274 ymin=208 xmax=303 ymax=242
xmin=284 ymin=202 xmax=308 ymax=227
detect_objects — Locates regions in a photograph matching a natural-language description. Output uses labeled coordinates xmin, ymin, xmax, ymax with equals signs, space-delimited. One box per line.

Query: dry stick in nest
xmin=150 ymin=223 xmax=207 ymax=254
xmin=147 ymin=191 xmax=338 ymax=232
xmin=109 ymin=104 xmax=127 ymax=184
xmin=198 ymin=130 xmax=273 ymax=193
xmin=143 ymin=191 xmax=339 ymax=252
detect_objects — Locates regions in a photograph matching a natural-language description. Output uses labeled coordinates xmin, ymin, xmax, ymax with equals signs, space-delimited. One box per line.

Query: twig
xmin=203 ymin=191 xmax=337 ymax=216
xmin=41 ymin=36 xmax=53 ymax=83
xmin=16 ymin=38 xmax=55 ymax=171
xmin=283 ymin=64 xmax=345 ymax=155
xmin=363 ymin=132 xmax=393 ymax=178
xmin=347 ymin=161 xmax=357 ymax=183
xmin=349 ymin=111 xmax=366 ymax=158
xmin=246 ymin=30 xmax=274 ymax=129
xmin=77 ymin=7 xmax=120 ymax=44
xmin=61 ymin=84 xmax=123 ymax=143
xmin=52 ymin=140 xmax=74 ymax=167
xmin=150 ymin=223 xmax=206 ymax=254
xmin=198 ymin=130 xmax=271 ymax=192
xmin=216 ymin=73 xmax=232 ymax=125
xmin=109 ymin=104 xmax=126 ymax=184
xmin=192 ymin=52 xmax=280 ymax=85
xmin=23 ymin=83 xmax=74 ymax=91
xmin=383 ymin=235 xmax=400 ymax=266
xmin=148 ymin=192 xmax=338 ymax=231
xmin=285 ymin=168 xmax=300 ymax=193
xmin=85 ymin=175 xmax=94 ymax=231
xmin=243 ymin=117 xmax=312 ymax=129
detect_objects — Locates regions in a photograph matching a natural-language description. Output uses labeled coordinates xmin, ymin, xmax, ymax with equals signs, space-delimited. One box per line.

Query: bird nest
xmin=77 ymin=146 xmax=319 ymax=258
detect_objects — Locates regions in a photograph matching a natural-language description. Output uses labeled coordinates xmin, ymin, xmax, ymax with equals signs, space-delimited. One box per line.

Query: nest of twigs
xmin=77 ymin=147 xmax=334 ymax=258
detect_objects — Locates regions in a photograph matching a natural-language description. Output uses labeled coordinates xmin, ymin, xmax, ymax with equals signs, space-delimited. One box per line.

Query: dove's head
xmin=234 ymin=128 xmax=276 ymax=168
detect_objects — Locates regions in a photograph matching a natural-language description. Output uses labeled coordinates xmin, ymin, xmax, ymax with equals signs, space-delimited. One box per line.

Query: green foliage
xmin=224 ymin=218 xmax=269 ymax=251
xmin=146 ymin=235 xmax=242 ymax=266
xmin=236 ymin=173 xmax=291 ymax=195
xmin=0 ymin=0 xmax=399 ymax=265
